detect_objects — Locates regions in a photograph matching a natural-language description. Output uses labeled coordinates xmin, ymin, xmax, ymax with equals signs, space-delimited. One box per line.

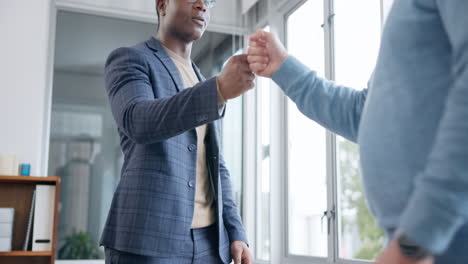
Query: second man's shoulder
xmin=106 ymin=41 xmax=154 ymax=69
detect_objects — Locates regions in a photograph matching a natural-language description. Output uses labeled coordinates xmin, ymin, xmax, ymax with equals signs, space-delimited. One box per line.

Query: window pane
xmin=334 ymin=0 xmax=385 ymax=260
xmin=257 ymin=25 xmax=271 ymax=260
xmin=286 ymin=0 xmax=327 ymax=257
xmin=382 ymin=0 xmax=395 ymax=24
xmin=49 ymin=106 xmax=119 ymax=260
xmin=48 ymin=11 xmax=156 ymax=260
xmin=219 ymin=45 xmax=244 ymax=213
xmin=257 ymin=77 xmax=271 ymax=260
xmin=221 ymin=95 xmax=244 ymax=208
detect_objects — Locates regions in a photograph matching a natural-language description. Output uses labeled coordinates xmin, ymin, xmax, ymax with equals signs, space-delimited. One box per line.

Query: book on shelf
xmin=23 ymin=190 xmax=36 ymax=251
xmin=0 ymin=208 xmax=14 ymax=252
xmin=32 ymin=185 xmax=56 ymax=252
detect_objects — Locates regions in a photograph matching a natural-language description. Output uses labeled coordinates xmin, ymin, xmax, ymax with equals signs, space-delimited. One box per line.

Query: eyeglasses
xmin=186 ymin=0 xmax=216 ymax=9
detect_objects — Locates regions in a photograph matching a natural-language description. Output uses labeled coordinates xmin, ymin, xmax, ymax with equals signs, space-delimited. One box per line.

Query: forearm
xmin=116 ymin=77 xmax=222 ymax=144
xmin=272 ymin=56 xmax=367 ymax=142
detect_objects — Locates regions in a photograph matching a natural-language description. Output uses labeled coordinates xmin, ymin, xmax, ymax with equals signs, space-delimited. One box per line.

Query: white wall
xmin=0 ymin=0 xmax=53 ymax=176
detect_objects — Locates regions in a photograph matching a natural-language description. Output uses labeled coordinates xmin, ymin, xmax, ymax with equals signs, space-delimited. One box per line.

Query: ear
xmin=156 ymin=0 xmax=167 ymax=16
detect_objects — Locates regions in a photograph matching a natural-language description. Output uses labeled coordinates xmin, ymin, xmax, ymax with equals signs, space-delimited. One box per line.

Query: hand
xmin=217 ymin=54 xmax=255 ymax=100
xmin=231 ymin=241 xmax=252 ymax=264
xmin=247 ymin=29 xmax=288 ymax=78
xmin=375 ymin=240 xmax=434 ymax=264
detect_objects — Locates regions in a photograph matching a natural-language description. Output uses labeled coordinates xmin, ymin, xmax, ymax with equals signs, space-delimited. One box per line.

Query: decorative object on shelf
xmin=0 ymin=155 xmax=18 ymax=176
xmin=58 ymin=231 xmax=101 ymax=260
xmin=20 ymin=164 xmax=31 ymax=176
xmin=0 ymin=208 xmax=15 ymax=252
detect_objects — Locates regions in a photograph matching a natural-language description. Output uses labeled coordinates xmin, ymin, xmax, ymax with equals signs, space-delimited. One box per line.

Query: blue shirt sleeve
xmin=272 ymin=56 xmax=367 ymax=142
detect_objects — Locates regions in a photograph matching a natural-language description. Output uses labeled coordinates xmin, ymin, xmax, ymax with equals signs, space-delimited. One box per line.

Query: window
xmin=49 ymin=89 xmax=120 ymax=261
xmin=248 ymin=1 xmax=394 ymax=263
xmin=286 ymin=0 xmax=328 ymax=257
xmin=256 ymin=25 xmax=272 ymax=261
xmin=221 ymin=87 xmax=244 ymax=209
xmin=49 ymin=12 xmax=155 ymax=261
xmin=334 ymin=0 xmax=384 ymax=261
xmin=220 ymin=44 xmax=245 ymax=211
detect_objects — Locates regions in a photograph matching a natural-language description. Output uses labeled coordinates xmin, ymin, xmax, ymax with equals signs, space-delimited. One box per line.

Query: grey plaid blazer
xmin=100 ymin=37 xmax=247 ymax=263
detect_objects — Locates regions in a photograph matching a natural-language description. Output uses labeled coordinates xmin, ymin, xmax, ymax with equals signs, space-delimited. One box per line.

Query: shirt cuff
xmin=216 ymin=78 xmax=226 ymax=115
xmin=228 ymin=230 xmax=249 ymax=247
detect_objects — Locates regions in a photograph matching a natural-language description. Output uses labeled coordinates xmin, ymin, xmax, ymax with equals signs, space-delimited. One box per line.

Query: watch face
xmin=398 ymin=235 xmax=430 ymax=260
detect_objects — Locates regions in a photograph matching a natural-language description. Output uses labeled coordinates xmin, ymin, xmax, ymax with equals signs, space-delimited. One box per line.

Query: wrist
xmin=396 ymin=231 xmax=432 ymax=260
xmin=216 ymin=76 xmax=228 ymax=100
xmin=279 ymin=52 xmax=288 ymax=64
xmin=216 ymin=77 xmax=227 ymax=104
xmin=231 ymin=240 xmax=247 ymax=247
xmin=273 ymin=53 xmax=289 ymax=76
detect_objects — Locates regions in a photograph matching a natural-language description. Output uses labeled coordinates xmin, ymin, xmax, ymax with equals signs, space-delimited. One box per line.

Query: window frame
xmin=283 ymin=0 xmax=329 ymax=262
xmin=246 ymin=0 xmax=394 ymax=263
xmin=253 ymin=24 xmax=274 ymax=262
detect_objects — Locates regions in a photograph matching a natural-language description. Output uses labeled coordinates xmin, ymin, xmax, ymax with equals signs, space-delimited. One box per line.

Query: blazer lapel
xmin=192 ymin=62 xmax=206 ymax=82
xmin=192 ymin=62 xmax=217 ymax=141
xmin=146 ymin=37 xmax=184 ymax=92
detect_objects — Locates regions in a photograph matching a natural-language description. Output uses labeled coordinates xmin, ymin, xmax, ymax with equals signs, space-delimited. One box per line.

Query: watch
xmin=397 ymin=232 xmax=431 ymax=260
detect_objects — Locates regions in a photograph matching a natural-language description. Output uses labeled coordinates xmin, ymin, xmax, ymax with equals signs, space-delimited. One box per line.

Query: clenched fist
xmin=217 ymin=54 xmax=255 ymax=100
xmin=247 ymin=29 xmax=288 ymax=78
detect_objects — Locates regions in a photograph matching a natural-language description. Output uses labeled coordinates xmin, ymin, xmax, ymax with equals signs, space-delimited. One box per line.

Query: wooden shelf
xmin=0 ymin=251 xmax=53 ymax=257
xmin=0 ymin=175 xmax=61 ymax=264
xmin=0 ymin=176 xmax=60 ymax=184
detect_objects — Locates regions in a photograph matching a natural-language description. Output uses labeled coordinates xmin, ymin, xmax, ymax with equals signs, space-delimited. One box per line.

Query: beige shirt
xmin=163 ymin=46 xmax=216 ymax=228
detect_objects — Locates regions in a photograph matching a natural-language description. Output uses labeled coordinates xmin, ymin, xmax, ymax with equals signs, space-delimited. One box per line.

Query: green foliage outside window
xmin=339 ymin=139 xmax=385 ymax=260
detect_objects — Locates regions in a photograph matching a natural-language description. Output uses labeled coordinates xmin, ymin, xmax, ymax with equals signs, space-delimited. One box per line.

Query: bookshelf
xmin=0 ymin=176 xmax=61 ymax=264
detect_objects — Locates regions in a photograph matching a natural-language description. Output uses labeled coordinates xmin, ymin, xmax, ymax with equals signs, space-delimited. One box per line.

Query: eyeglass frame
xmin=185 ymin=0 xmax=216 ymax=9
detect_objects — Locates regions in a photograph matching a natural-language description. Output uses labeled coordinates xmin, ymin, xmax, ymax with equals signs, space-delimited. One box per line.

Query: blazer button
xmin=188 ymin=180 xmax=195 ymax=188
xmin=188 ymin=144 xmax=197 ymax=152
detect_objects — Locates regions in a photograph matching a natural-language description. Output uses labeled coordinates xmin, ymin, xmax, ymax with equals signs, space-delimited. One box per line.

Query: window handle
xmin=321 ymin=13 xmax=336 ymax=28
xmin=321 ymin=210 xmax=327 ymax=233
xmin=321 ymin=208 xmax=336 ymax=234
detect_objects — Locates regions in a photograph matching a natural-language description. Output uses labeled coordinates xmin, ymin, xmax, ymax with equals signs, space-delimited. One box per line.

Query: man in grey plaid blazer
xmin=100 ymin=0 xmax=254 ymax=263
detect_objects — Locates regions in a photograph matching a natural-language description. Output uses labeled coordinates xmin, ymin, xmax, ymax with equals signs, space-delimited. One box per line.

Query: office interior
xmin=1 ymin=0 xmax=396 ymax=263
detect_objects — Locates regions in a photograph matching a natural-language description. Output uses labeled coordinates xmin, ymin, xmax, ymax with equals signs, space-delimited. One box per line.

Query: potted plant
xmin=58 ymin=231 xmax=102 ymax=259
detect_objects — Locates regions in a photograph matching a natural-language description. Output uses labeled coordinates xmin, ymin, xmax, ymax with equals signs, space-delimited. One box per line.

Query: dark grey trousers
xmin=105 ymin=224 xmax=226 ymax=264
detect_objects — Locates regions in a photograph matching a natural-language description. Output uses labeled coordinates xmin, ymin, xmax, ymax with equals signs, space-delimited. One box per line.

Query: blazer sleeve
xmin=105 ymin=47 xmax=222 ymax=144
